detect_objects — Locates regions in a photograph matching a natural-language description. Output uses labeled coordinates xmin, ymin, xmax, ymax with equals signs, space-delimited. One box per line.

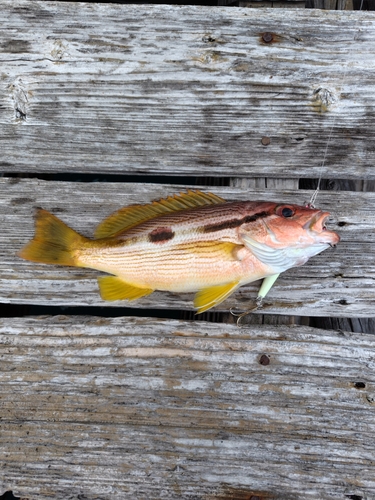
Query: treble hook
xmin=230 ymin=296 xmax=264 ymax=327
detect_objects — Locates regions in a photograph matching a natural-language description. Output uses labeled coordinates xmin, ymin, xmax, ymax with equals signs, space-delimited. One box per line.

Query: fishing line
xmin=232 ymin=3 xmax=366 ymax=327
xmin=309 ymin=0 xmax=365 ymax=208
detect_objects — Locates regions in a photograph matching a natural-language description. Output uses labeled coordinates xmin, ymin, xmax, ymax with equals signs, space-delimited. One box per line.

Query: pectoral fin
xmin=257 ymin=273 xmax=279 ymax=300
xmin=98 ymin=276 xmax=153 ymax=301
xmin=194 ymin=281 xmax=239 ymax=314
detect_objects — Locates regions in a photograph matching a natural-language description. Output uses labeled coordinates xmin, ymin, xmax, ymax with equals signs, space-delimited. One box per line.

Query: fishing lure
xmin=18 ymin=190 xmax=339 ymax=313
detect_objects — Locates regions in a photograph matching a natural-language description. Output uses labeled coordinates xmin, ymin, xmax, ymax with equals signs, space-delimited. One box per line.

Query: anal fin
xmin=194 ymin=281 xmax=239 ymax=314
xmin=98 ymin=276 xmax=153 ymax=301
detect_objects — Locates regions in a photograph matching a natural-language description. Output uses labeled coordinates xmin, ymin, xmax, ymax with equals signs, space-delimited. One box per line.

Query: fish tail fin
xmin=18 ymin=209 xmax=88 ymax=267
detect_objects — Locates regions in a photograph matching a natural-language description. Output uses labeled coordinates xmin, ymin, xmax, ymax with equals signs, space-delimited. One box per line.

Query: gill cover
xmin=240 ymin=233 xmax=301 ymax=271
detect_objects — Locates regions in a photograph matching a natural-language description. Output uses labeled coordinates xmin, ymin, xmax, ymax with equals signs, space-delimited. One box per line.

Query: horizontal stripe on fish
xmin=115 ymin=202 xmax=263 ymax=237
xmin=78 ymin=241 xmax=263 ymax=293
xmin=80 ymin=241 xmax=243 ymax=268
xmin=100 ymin=204 xmax=275 ymax=250
xmin=202 ymin=211 xmax=269 ymax=233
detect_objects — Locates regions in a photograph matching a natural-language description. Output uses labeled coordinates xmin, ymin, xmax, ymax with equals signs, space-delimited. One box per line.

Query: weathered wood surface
xmin=1 ymin=1 xmax=375 ymax=178
xmin=0 ymin=315 xmax=374 ymax=500
xmin=240 ymin=1 xmax=306 ymax=7
xmin=2 ymin=177 xmax=375 ymax=317
xmin=306 ymin=0 xmax=354 ymax=9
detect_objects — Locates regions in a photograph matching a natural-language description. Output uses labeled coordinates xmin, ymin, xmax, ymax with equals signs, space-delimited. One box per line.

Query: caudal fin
xmin=18 ymin=209 xmax=88 ymax=267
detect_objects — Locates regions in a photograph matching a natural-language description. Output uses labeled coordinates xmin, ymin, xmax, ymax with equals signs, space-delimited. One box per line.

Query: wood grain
xmin=2 ymin=177 xmax=375 ymax=317
xmin=0 ymin=315 xmax=374 ymax=499
xmin=1 ymin=3 xmax=374 ymax=500
xmin=0 ymin=2 xmax=375 ymax=178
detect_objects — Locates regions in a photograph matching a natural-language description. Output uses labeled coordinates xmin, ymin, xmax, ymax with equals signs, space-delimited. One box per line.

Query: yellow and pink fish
xmin=18 ymin=190 xmax=340 ymax=313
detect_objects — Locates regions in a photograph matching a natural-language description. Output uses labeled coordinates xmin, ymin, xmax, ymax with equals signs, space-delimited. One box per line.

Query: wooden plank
xmin=2 ymin=177 xmax=374 ymax=317
xmin=1 ymin=2 xmax=375 ymax=178
xmin=230 ymin=177 xmax=300 ymax=190
xmin=306 ymin=0 xmax=354 ymax=9
xmin=240 ymin=1 xmax=306 ymax=6
xmin=0 ymin=315 xmax=374 ymax=499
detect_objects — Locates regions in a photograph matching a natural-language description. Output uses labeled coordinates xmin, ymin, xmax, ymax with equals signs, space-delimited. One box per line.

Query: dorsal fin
xmin=94 ymin=190 xmax=226 ymax=239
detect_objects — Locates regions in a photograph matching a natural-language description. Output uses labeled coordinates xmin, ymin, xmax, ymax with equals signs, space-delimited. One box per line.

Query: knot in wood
xmin=312 ymin=87 xmax=338 ymax=113
xmin=202 ymin=35 xmax=216 ymax=43
xmin=9 ymin=77 xmax=28 ymax=121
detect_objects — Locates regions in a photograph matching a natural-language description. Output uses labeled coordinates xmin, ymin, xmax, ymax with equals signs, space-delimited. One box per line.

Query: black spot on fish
xmin=203 ymin=211 xmax=269 ymax=233
xmin=148 ymin=227 xmax=175 ymax=243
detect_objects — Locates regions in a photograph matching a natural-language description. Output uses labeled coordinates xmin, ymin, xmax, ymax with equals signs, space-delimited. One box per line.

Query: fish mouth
xmin=304 ymin=211 xmax=340 ymax=246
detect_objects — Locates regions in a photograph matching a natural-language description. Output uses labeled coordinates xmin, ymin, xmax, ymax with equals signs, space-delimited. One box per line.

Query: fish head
xmin=239 ymin=202 xmax=340 ymax=272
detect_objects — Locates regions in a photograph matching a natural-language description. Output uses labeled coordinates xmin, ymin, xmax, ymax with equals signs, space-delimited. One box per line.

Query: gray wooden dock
xmin=1 ymin=1 xmax=375 ymax=499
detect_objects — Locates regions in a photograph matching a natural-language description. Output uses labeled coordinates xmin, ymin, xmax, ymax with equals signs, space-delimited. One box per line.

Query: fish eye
xmin=282 ymin=207 xmax=294 ymax=217
xmin=277 ymin=206 xmax=294 ymax=218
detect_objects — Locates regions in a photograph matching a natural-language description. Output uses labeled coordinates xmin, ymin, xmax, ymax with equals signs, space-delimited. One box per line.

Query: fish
xmin=18 ymin=190 xmax=340 ymax=313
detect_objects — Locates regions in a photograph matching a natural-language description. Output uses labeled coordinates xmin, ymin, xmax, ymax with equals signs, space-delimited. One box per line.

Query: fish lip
xmin=304 ymin=211 xmax=340 ymax=245
xmin=321 ymin=214 xmax=330 ymax=232
xmin=303 ymin=211 xmax=324 ymax=231
xmin=303 ymin=211 xmax=332 ymax=233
